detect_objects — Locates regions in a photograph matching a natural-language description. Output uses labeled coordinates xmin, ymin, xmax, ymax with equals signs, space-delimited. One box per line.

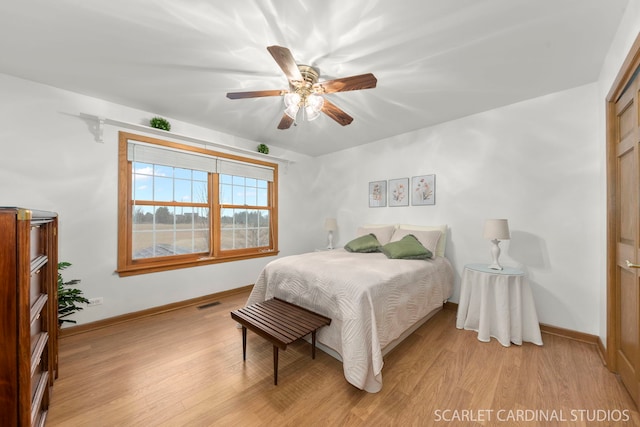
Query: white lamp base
xmin=327 ymin=231 xmax=334 ymax=250
xmin=488 ymin=239 xmax=503 ymax=270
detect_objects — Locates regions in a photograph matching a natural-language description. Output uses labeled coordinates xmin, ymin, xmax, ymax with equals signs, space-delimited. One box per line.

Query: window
xmin=117 ymin=132 xmax=278 ymax=276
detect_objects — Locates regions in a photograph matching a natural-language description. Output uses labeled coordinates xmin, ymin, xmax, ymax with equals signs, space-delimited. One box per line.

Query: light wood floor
xmin=48 ymin=291 xmax=639 ymax=426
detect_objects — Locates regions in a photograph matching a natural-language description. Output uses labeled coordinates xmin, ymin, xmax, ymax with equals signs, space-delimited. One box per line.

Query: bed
xmin=245 ymin=224 xmax=454 ymax=392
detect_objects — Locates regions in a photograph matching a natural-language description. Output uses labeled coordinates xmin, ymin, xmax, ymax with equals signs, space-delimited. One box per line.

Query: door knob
xmin=626 ymin=260 xmax=640 ymax=268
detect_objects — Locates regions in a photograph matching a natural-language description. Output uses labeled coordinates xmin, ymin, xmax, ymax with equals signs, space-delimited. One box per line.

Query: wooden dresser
xmin=0 ymin=208 xmax=58 ymax=426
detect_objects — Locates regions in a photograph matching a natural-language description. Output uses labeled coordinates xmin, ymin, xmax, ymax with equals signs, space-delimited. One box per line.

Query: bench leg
xmin=273 ymin=345 xmax=279 ymax=385
xmin=242 ymin=326 xmax=247 ymax=361
xmin=312 ymin=330 xmax=317 ymax=359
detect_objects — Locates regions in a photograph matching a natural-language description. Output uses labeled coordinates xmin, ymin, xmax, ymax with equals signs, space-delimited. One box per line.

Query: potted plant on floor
xmin=58 ymin=262 xmax=89 ymax=326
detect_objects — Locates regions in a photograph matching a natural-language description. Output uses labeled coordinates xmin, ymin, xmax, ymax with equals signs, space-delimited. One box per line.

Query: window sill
xmin=116 ymin=250 xmax=279 ymax=277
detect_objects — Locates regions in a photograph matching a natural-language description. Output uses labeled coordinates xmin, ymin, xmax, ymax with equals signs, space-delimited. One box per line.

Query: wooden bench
xmin=230 ymin=298 xmax=331 ymax=385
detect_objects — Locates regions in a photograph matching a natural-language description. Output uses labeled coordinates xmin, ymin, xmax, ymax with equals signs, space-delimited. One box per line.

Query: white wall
xmin=0 ymin=72 xmax=606 ymax=334
xmin=0 ymin=73 xmax=315 ymax=326
xmin=310 ymin=83 xmax=602 ymax=334
xmin=596 ymin=0 xmax=640 ymax=346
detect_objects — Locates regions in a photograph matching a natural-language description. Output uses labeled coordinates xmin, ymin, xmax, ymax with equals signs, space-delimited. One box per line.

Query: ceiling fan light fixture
xmin=305 ymin=105 xmax=322 ymax=121
xmin=307 ymin=94 xmax=324 ymax=111
xmin=284 ymin=92 xmax=301 ymax=107
xmin=284 ymin=103 xmax=299 ymax=120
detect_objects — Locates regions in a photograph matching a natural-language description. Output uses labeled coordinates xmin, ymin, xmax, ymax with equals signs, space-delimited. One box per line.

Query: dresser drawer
xmin=31 ymin=369 xmax=49 ymax=426
xmin=30 ymin=332 xmax=48 ymax=375
xmin=30 ymin=224 xmax=43 ymax=260
xmin=29 ymin=255 xmax=48 ymax=307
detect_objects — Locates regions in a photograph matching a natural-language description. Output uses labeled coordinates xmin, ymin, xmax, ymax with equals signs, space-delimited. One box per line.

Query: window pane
xmin=235 ymin=209 xmax=247 ymax=224
xmin=175 ymin=179 xmax=192 ymax=202
xmin=220 ymin=208 xmax=269 ymax=250
xmin=233 ymin=229 xmax=247 ymax=249
xmin=232 ymin=185 xmax=245 ymax=205
xmin=257 ymin=188 xmax=268 ymax=206
xmin=154 ymin=164 xmax=173 ymax=178
xmin=221 ymin=174 xmax=269 ymax=207
xmin=193 ymin=170 xmax=208 ymax=181
xmin=132 ymin=205 xmax=209 ymax=259
xmin=133 ymin=174 xmax=153 ymax=201
xmin=174 ymin=167 xmax=191 ymax=179
xmin=133 ymin=162 xmax=154 ymax=176
xmin=154 ymin=176 xmax=173 ymax=202
xmin=245 ymin=187 xmax=257 ymax=206
xmin=193 ymin=180 xmax=208 ymax=204
xmin=220 ymin=183 xmax=232 ymax=204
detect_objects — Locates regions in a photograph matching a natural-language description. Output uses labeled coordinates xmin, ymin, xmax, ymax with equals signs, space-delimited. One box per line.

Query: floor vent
xmin=197 ymin=301 xmax=221 ymax=310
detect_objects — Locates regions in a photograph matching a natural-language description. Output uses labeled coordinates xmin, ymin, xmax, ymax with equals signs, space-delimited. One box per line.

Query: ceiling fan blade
xmin=277 ymin=114 xmax=295 ymax=130
xmin=267 ymin=46 xmax=303 ymax=83
xmin=226 ymin=89 xmax=285 ymax=99
xmin=322 ymin=99 xmax=354 ymax=126
xmin=314 ymin=73 xmax=377 ymax=94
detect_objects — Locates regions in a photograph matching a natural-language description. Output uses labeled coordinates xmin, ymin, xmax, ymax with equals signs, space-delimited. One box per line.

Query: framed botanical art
xmin=368 ymin=180 xmax=387 ymax=207
xmin=388 ymin=178 xmax=409 ymax=207
xmin=412 ymin=174 xmax=436 ymax=205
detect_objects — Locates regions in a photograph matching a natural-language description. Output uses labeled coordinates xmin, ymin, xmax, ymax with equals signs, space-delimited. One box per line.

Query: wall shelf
xmin=79 ymin=113 xmax=293 ymax=165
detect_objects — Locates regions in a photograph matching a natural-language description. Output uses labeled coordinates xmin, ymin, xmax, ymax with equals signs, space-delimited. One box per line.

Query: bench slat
xmin=238 ymin=306 xmax=301 ymax=343
xmin=246 ymin=304 xmax=316 ymax=338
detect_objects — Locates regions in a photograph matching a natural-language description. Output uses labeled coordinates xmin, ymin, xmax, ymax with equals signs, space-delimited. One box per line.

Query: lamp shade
xmin=483 ymin=219 xmax=510 ymax=240
xmin=324 ymin=218 xmax=337 ymax=231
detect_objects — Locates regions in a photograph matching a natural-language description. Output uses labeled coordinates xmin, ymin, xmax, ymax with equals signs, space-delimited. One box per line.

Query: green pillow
xmin=344 ymin=233 xmax=381 ymax=253
xmin=381 ymin=234 xmax=432 ymax=260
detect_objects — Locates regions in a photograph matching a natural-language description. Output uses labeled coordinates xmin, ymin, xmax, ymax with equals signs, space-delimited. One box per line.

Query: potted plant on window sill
xmin=58 ymin=262 xmax=89 ymax=327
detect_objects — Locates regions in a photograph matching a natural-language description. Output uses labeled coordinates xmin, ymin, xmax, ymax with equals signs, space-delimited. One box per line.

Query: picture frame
xmin=368 ymin=180 xmax=387 ymax=207
xmin=388 ymin=178 xmax=409 ymax=207
xmin=412 ymin=174 xmax=436 ymax=205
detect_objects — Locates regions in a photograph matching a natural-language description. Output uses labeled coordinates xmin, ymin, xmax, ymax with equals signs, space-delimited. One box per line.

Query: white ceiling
xmin=0 ymin=0 xmax=629 ymax=157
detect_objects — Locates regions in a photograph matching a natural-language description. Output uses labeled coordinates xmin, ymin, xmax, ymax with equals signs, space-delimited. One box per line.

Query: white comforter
xmin=246 ymin=249 xmax=454 ymax=392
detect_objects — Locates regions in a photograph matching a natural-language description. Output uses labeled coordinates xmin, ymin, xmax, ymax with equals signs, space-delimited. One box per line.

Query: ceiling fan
xmin=226 ymin=46 xmax=377 ymax=130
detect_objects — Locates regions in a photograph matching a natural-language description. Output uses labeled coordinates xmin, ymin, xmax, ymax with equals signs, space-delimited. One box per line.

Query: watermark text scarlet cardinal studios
xmin=433 ymin=409 xmax=631 ymax=423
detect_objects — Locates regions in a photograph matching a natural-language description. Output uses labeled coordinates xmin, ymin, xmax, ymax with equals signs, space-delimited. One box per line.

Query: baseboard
xmin=596 ymin=337 xmax=607 ymax=366
xmin=445 ymin=300 xmax=607 ymax=363
xmin=538 ymin=323 xmax=598 ymax=344
xmin=59 ymin=284 xmax=253 ymax=338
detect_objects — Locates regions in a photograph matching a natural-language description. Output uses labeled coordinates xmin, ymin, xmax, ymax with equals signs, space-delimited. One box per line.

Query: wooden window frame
xmin=117 ymin=132 xmax=278 ymax=277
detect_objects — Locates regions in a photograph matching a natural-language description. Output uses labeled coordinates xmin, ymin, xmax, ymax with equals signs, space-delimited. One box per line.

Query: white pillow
xmin=356 ymin=224 xmax=396 ymax=245
xmin=389 ymin=229 xmax=441 ymax=258
xmin=398 ymin=224 xmax=448 ymax=257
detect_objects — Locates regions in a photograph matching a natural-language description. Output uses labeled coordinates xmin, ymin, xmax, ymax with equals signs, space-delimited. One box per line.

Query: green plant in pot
xmin=150 ymin=116 xmax=171 ymax=131
xmin=257 ymin=143 xmax=269 ymax=154
xmin=58 ymin=262 xmax=89 ymax=326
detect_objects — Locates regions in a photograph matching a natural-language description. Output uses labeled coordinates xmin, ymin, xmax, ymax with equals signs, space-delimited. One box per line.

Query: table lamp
xmin=324 ymin=218 xmax=337 ymax=249
xmin=483 ymin=219 xmax=510 ymax=270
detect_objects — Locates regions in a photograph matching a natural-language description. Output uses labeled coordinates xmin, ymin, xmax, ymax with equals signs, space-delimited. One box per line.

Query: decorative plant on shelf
xmin=150 ymin=116 xmax=171 ymax=131
xmin=58 ymin=262 xmax=89 ymax=326
xmin=257 ymin=143 xmax=269 ymax=154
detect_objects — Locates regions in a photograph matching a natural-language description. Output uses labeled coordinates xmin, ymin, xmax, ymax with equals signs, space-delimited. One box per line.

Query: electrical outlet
xmin=87 ymin=297 xmax=103 ymax=307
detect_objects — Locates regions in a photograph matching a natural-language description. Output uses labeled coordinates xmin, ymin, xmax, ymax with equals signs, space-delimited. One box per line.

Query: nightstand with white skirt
xmin=456 ymin=263 xmax=543 ymax=347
